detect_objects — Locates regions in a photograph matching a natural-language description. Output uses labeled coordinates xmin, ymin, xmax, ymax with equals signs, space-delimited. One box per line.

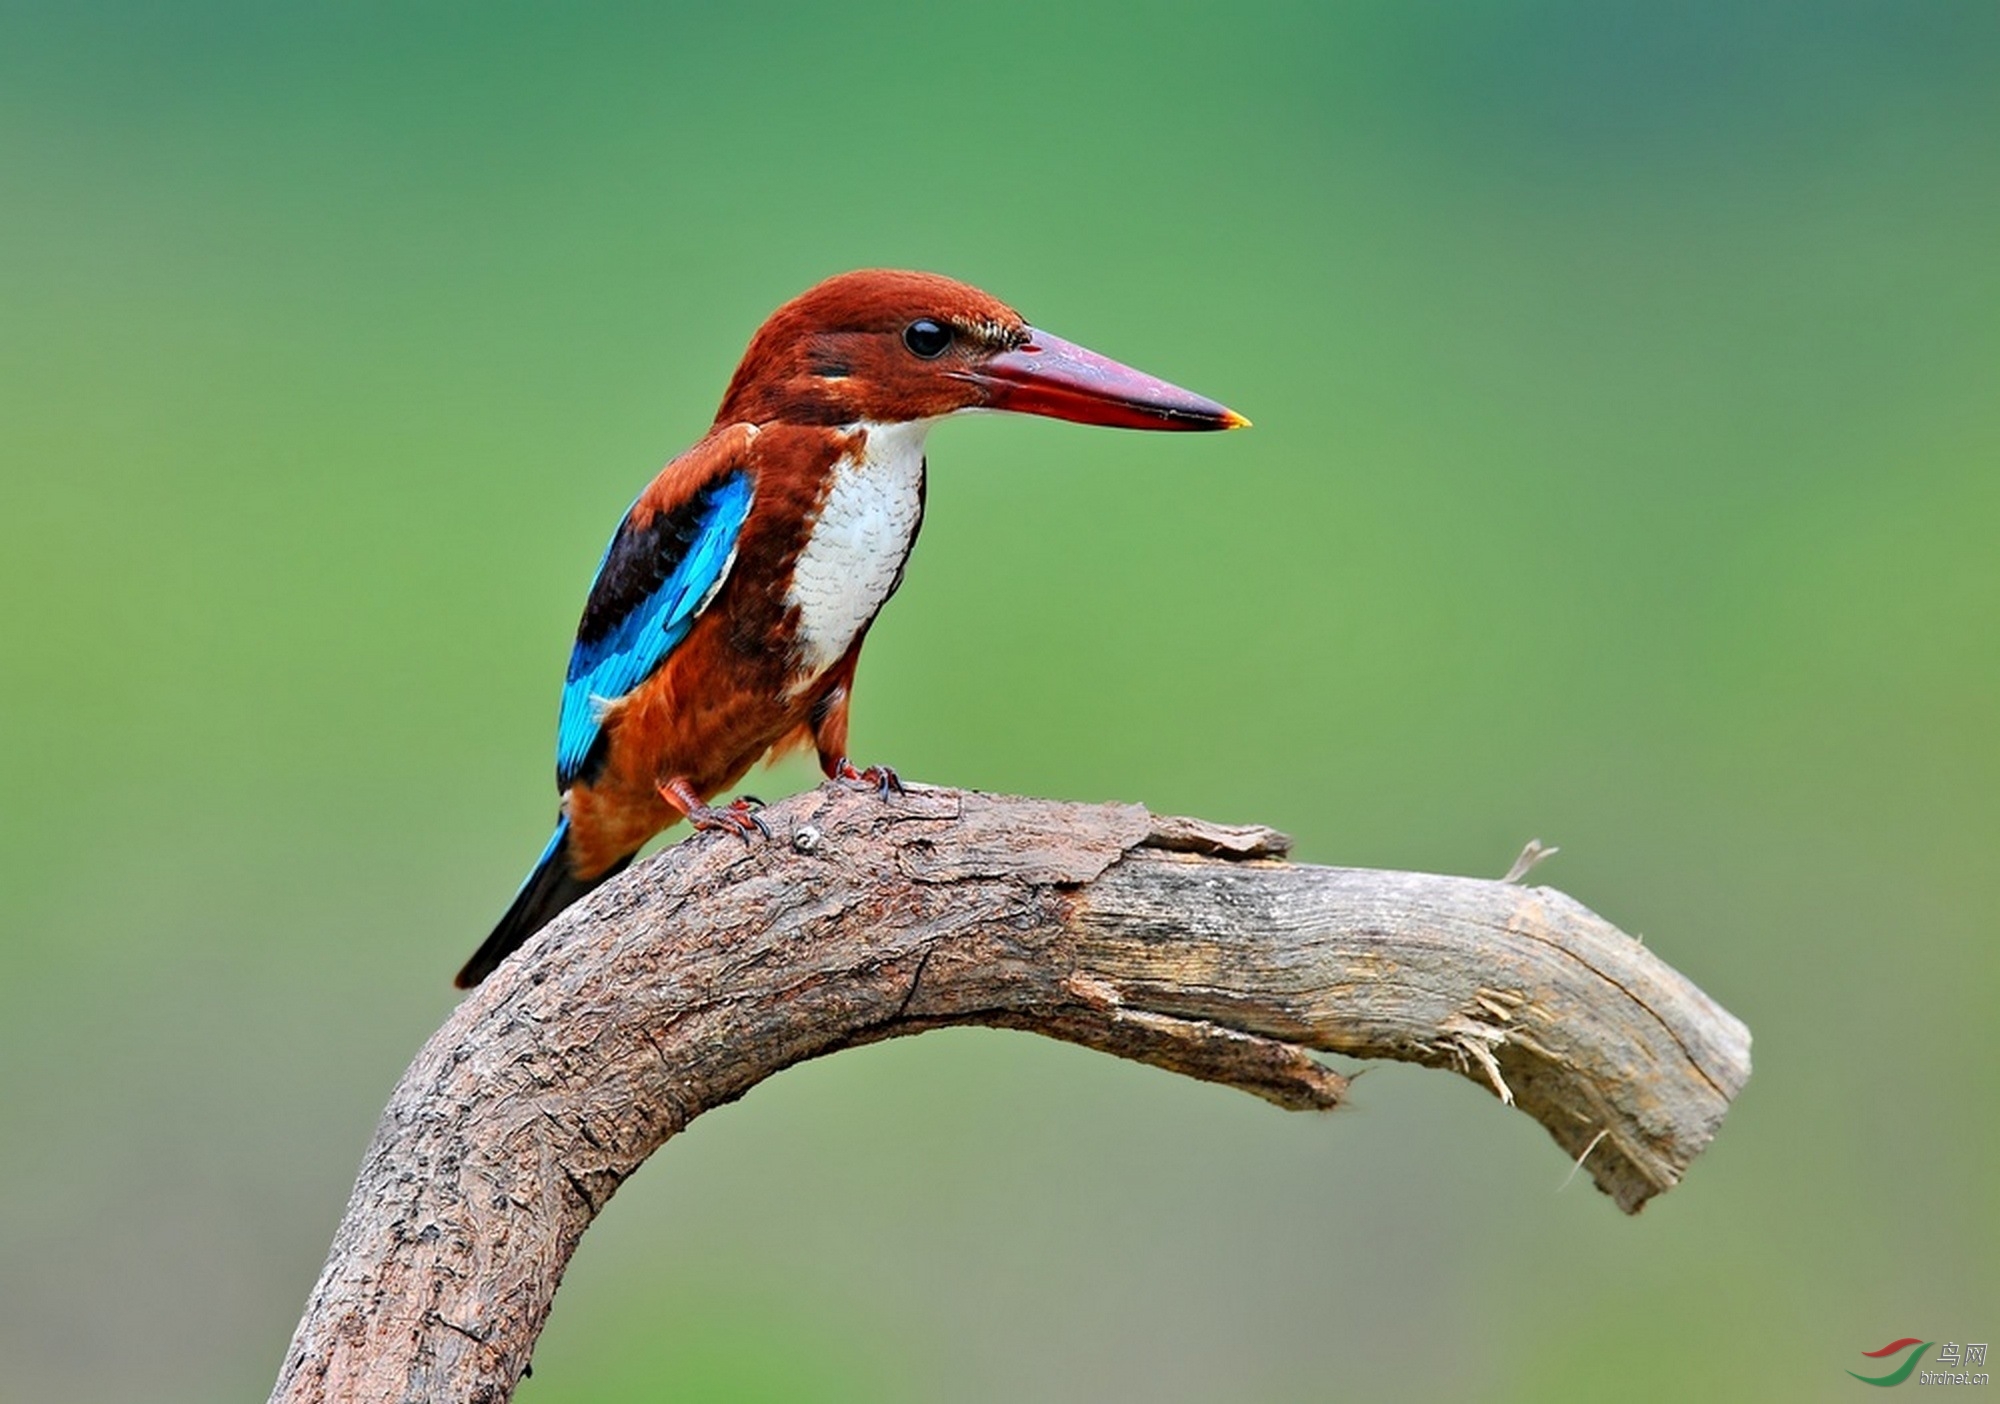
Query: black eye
xmin=902 ymin=318 xmax=953 ymax=359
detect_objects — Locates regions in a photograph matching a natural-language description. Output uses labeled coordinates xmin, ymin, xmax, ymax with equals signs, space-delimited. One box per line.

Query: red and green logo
xmin=1849 ymin=1339 xmax=1932 ymax=1387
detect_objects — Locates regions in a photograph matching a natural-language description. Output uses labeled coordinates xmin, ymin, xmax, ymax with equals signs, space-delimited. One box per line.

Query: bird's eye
xmin=902 ymin=319 xmax=953 ymax=359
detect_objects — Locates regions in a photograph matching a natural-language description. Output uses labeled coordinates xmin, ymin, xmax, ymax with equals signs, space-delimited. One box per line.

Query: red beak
xmin=959 ymin=327 xmax=1250 ymax=432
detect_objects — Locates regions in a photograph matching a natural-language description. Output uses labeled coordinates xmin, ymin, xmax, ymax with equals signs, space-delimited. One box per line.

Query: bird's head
xmin=713 ymin=269 xmax=1248 ymax=432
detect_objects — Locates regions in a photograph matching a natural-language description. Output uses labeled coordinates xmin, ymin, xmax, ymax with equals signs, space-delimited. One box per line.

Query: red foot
xmin=834 ymin=758 xmax=904 ymax=801
xmin=658 ymin=778 xmax=769 ymax=845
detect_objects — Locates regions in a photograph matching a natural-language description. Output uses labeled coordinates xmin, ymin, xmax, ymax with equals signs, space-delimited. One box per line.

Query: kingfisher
xmin=455 ymin=269 xmax=1248 ymax=988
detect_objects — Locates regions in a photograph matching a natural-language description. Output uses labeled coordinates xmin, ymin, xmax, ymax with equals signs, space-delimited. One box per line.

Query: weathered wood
xmin=270 ymin=784 xmax=1750 ymax=1404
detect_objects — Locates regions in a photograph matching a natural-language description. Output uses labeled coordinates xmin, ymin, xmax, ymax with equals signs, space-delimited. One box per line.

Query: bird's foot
xmin=687 ymin=796 xmax=770 ymax=844
xmin=659 ymin=778 xmax=769 ymax=845
xmin=833 ymin=758 xmax=904 ymax=801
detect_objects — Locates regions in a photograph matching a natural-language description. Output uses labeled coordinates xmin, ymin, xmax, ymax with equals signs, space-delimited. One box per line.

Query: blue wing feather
xmin=555 ymin=470 xmax=754 ymax=787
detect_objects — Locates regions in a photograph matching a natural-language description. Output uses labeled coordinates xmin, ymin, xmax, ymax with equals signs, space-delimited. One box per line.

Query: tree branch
xmin=270 ymin=785 xmax=1750 ymax=1404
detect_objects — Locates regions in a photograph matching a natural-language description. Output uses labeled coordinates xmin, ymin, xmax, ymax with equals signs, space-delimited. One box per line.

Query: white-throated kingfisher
xmin=456 ymin=269 xmax=1247 ymax=988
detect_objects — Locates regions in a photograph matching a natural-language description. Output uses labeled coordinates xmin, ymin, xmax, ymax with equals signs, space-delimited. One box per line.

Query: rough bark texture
xmin=271 ymin=785 xmax=1751 ymax=1404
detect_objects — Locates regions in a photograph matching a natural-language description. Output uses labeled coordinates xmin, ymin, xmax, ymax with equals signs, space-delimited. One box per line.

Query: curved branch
xmin=270 ymin=785 xmax=1750 ymax=1404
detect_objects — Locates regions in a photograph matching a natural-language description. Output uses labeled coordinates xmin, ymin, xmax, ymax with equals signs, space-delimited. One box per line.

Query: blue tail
xmin=455 ymin=817 xmax=630 ymax=988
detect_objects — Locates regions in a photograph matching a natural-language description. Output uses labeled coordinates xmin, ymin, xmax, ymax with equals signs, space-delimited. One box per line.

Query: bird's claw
xmin=834 ymin=758 xmax=903 ymax=801
xmin=686 ymin=795 xmax=770 ymax=845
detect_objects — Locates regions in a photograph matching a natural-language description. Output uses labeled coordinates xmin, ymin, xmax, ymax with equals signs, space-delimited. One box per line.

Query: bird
xmin=455 ymin=269 xmax=1247 ymax=988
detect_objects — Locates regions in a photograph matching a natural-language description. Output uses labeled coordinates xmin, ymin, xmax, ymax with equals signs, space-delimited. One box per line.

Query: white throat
xmin=785 ymin=418 xmax=932 ymax=688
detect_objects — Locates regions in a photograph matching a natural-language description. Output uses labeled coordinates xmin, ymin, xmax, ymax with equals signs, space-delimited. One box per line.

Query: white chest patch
xmin=785 ymin=418 xmax=931 ymax=687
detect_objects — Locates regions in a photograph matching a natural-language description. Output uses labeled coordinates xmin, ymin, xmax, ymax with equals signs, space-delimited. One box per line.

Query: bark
xmin=271 ymin=785 xmax=1751 ymax=1404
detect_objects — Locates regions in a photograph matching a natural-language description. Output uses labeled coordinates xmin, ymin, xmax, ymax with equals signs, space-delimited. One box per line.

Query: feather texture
xmin=556 ymin=468 xmax=754 ymax=787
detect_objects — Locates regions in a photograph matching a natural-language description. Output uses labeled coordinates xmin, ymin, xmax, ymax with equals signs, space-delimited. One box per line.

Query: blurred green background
xmin=3 ymin=2 xmax=1995 ymax=1400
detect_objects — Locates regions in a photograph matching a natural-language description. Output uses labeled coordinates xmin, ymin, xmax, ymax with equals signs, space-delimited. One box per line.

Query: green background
xmin=3 ymin=3 xmax=1995 ymax=1400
